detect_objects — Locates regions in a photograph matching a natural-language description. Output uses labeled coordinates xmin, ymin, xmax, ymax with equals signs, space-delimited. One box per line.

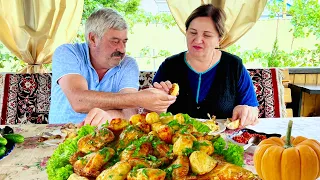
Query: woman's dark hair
xmin=185 ymin=4 xmax=226 ymax=38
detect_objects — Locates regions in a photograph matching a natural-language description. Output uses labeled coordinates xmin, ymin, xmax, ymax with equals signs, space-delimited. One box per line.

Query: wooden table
xmin=288 ymin=83 xmax=320 ymax=117
xmin=1 ymin=117 xmax=320 ymax=180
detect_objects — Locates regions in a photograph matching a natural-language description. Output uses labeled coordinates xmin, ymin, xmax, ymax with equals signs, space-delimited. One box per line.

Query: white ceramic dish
xmin=197 ymin=119 xmax=226 ymax=135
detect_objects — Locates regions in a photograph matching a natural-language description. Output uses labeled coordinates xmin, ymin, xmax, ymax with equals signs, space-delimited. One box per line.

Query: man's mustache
xmin=111 ymin=51 xmax=125 ymax=57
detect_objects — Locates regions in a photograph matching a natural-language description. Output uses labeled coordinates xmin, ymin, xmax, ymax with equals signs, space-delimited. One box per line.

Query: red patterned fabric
xmin=1 ymin=74 xmax=51 ymax=125
xmin=139 ymin=69 xmax=283 ymax=118
xmin=247 ymin=69 xmax=281 ymax=118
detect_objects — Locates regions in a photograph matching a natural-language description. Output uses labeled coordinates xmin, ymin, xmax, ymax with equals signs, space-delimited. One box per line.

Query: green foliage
xmin=139 ymin=46 xmax=171 ymax=64
xmin=228 ymin=0 xmax=320 ymax=68
xmin=82 ymin=0 xmax=175 ymax=32
xmin=226 ymin=42 xmax=320 ymax=67
xmin=267 ymin=0 xmax=286 ymax=18
xmin=288 ymin=0 xmax=320 ymax=39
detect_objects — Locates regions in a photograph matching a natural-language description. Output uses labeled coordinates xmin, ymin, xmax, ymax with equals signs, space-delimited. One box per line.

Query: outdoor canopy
xmin=0 ymin=0 xmax=83 ymax=73
xmin=167 ymin=0 xmax=267 ymax=49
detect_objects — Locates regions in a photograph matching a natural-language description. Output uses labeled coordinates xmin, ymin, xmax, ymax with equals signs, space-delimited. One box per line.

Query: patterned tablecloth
xmin=0 ymin=117 xmax=320 ymax=180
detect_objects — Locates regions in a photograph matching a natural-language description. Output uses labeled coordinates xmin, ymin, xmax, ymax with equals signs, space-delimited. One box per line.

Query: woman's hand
xmin=231 ymin=105 xmax=259 ymax=128
xmin=153 ymin=81 xmax=173 ymax=94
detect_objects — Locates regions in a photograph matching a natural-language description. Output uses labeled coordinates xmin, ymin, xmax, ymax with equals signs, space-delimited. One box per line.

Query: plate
xmin=40 ymin=129 xmax=65 ymax=146
xmin=197 ymin=119 xmax=226 ymax=135
xmin=0 ymin=140 xmax=15 ymax=160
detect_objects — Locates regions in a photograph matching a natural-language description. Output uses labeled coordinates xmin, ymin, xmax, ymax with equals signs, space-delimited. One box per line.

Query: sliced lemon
xmin=225 ymin=118 xmax=240 ymax=130
xmin=169 ymin=83 xmax=179 ymax=96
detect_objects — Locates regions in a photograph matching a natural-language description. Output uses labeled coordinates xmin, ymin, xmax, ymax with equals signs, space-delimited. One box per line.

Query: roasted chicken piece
xmin=73 ymin=147 xmax=115 ymax=178
xmin=67 ymin=173 xmax=89 ymax=180
xmin=189 ymin=151 xmax=217 ymax=175
xmin=96 ymin=161 xmax=131 ymax=180
xmin=78 ymin=127 xmax=115 ymax=153
xmin=196 ymin=161 xmax=261 ymax=180
xmin=154 ymin=142 xmax=171 ymax=158
xmin=127 ymin=168 xmax=166 ymax=180
xmin=171 ymin=155 xmax=190 ymax=180
xmin=128 ymin=158 xmax=152 ymax=168
xmin=120 ymin=142 xmax=153 ymax=160
xmin=69 ymin=151 xmax=86 ymax=165
xmin=118 ymin=126 xmax=144 ymax=150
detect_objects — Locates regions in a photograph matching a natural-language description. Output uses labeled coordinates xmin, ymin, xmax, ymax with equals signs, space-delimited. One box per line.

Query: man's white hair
xmin=85 ymin=8 xmax=127 ymax=42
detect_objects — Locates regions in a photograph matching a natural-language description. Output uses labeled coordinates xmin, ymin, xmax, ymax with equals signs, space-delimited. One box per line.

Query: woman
xmin=153 ymin=4 xmax=259 ymax=127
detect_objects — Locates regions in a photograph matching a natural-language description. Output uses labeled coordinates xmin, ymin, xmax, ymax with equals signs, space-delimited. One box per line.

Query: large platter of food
xmin=47 ymin=112 xmax=260 ymax=180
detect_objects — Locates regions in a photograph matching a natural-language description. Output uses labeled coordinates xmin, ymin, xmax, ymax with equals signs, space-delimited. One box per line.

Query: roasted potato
xmin=146 ymin=112 xmax=160 ymax=124
xmin=108 ymin=118 xmax=129 ymax=131
xmin=173 ymin=134 xmax=194 ymax=156
xmin=127 ymin=168 xmax=166 ymax=180
xmin=160 ymin=115 xmax=174 ymax=124
xmin=151 ymin=122 xmax=163 ymax=132
xmin=189 ymin=151 xmax=217 ymax=175
xmin=173 ymin=113 xmax=185 ymax=124
xmin=198 ymin=140 xmax=214 ymax=155
xmin=169 ymin=83 xmax=179 ymax=96
xmin=156 ymin=125 xmax=173 ymax=144
xmin=136 ymin=122 xmax=151 ymax=133
xmin=96 ymin=161 xmax=131 ymax=180
xmin=129 ymin=114 xmax=146 ymax=125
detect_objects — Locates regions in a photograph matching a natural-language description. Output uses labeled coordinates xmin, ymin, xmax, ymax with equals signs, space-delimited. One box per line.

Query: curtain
xmin=167 ymin=0 xmax=267 ymax=49
xmin=0 ymin=0 xmax=83 ymax=73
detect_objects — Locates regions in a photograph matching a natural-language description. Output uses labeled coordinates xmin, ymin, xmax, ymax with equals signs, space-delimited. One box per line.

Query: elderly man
xmin=49 ymin=8 xmax=176 ymax=126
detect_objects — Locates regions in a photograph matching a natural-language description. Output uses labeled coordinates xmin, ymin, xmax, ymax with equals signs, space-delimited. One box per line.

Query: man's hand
xmin=80 ymin=108 xmax=111 ymax=126
xmin=153 ymin=81 xmax=173 ymax=94
xmin=138 ymin=88 xmax=176 ymax=113
xmin=232 ymin=105 xmax=259 ymax=128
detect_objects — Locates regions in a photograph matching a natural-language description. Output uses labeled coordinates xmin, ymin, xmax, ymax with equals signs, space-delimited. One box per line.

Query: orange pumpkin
xmin=253 ymin=120 xmax=320 ymax=180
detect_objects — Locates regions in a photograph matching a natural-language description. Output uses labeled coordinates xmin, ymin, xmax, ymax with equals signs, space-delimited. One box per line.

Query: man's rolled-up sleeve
xmin=52 ymin=44 xmax=82 ymax=85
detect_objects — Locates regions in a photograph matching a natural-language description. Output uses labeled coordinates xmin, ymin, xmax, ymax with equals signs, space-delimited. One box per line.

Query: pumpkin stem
xmin=284 ymin=120 xmax=293 ymax=148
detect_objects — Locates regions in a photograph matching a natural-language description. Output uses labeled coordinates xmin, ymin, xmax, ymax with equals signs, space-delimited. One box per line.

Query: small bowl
xmin=227 ymin=128 xmax=281 ymax=151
